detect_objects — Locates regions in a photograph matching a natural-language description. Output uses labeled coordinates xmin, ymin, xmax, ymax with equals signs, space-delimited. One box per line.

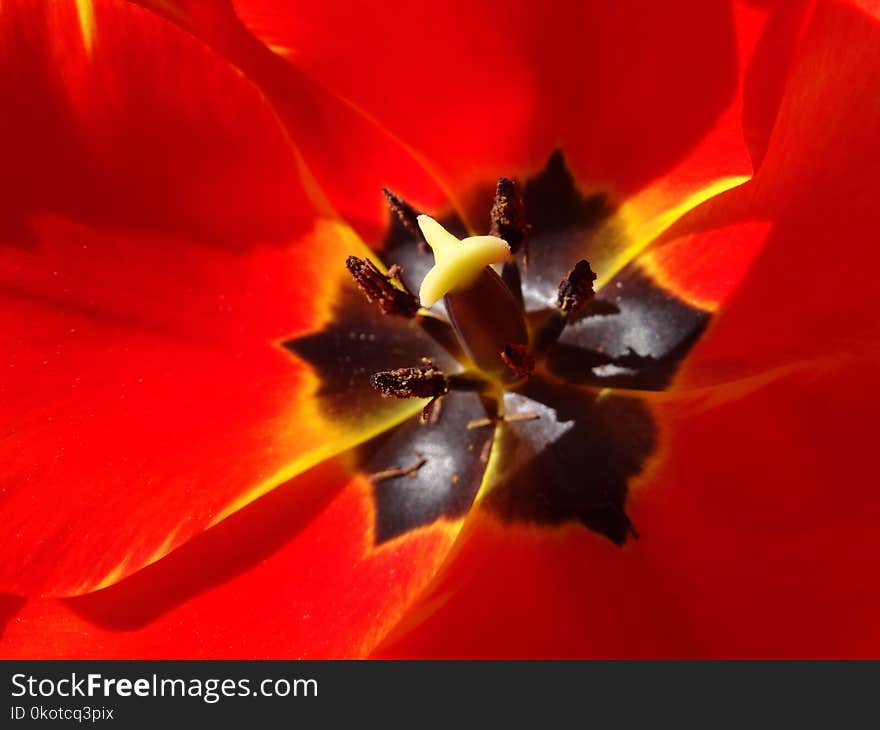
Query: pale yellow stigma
xmin=417 ymin=215 xmax=511 ymax=307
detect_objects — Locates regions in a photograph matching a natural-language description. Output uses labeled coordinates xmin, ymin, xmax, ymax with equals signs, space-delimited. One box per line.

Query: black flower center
xmin=284 ymin=151 xmax=709 ymax=546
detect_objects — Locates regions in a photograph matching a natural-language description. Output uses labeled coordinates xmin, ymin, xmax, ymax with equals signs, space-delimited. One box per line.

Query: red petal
xmin=131 ymin=0 xmax=453 ymax=244
xmin=375 ymin=360 xmax=880 ymax=658
xmin=1 ymin=216 xmax=406 ymax=596
xmin=0 ymin=0 xmax=316 ymax=245
xmin=375 ymin=1 xmax=880 ymax=658
xmin=651 ymin=0 xmax=880 ymax=382
xmin=639 ymin=220 xmax=772 ymax=312
xmin=1 ymin=458 xmax=462 ymax=658
xmin=741 ymin=0 xmax=814 ymax=169
xmin=0 ymin=1 xmax=402 ymax=595
xmin=232 ymin=0 xmax=766 ymax=214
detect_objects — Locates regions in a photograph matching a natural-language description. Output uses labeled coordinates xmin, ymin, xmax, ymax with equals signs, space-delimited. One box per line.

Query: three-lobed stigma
xmin=416 ymin=215 xmax=511 ymax=308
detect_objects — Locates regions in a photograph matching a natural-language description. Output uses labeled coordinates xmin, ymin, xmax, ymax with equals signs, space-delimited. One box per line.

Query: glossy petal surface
xmin=1 ymin=457 xmax=464 ymax=658
xmin=132 ymin=0 xmax=453 ymax=245
xmin=233 ymin=1 xmax=762 ymax=206
xmin=6 ymin=0 xmax=877 ymax=660
xmin=0 ymin=0 xmax=392 ymax=595
xmin=374 ymin=0 xmax=880 ymax=658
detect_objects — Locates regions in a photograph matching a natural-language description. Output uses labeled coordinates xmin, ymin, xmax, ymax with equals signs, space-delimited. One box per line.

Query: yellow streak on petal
xmin=88 ymin=563 xmax=126 ymax=594
xmin=638 ymin=254 xmax=724 ymax=313
xmin=75 ymin=0 xmax=96 ymax=55
xmin=637 ymin=220 xmax=773 ymax=313
xmin=597 ymin=175 xmax=749 ymax=289
xmin=207 ymin=393 xmax=420 ymax=528
xmin=64 ymin=220 xmax=416 ymax=594
xmin=69 ymin=528 xmax=181 ymax=595
xmin=308 ymin=220 xmax=374 ymax=330
xmin=208 ymin=219 xmax=420 ymax=528
xmin=267 ymin=44 xmax=294 ymax=57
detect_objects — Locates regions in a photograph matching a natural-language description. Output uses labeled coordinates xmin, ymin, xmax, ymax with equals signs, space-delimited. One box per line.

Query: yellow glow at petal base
xmin=417 ymin=215 xmax=511 ymax=307
xmin=597 ymin=175 xmax=750 ymax=289
xmin=75 ymin=0 xmax=96 ymax=55
xmin=210 ymin=220 xmax=418 ymax=528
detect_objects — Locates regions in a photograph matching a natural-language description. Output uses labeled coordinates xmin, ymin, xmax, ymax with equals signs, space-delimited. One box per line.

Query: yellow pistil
xmin=417 ymin=215 xmax=512 ymax=307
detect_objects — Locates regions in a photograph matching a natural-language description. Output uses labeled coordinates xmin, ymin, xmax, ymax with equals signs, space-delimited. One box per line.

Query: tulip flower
xmin=1 ymin=0 xmax=878 ymax=659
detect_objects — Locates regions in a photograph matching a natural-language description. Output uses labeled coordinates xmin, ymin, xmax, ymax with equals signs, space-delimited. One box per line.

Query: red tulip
xmin=2 ymin=0 xmax=878 ymax=658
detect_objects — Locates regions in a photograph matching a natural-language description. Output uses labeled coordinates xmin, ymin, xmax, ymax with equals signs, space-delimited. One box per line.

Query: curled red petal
xmin=0 ymin=0 xmax=319 ymax=245
xmin=0 ymin=215 xmax=406 ymax=596
xmin=0 ymin=458 xmax=465 ymax=658
xmin=132 ymin=0 xmax=454 ymax=244
xmin=232 ymin=0 xmax=766 ymax=220
xmin=0 ymin=0 xmax=410 ymax=595
xmin=652 ymin=0 xmax=880 ymax=384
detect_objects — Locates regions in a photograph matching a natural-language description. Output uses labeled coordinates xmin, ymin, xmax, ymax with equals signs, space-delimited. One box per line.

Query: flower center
xmin=284 ymin=152 xmax=713 ymax=546
xmin=416 ymin=213 xmax=527 ymax=379
xmin=349 ymin=178 xmax=639 ymax=416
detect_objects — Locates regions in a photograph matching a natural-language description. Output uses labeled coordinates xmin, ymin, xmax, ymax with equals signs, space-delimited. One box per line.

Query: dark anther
xmin=369 ymin=361 xmax=450 ymax=400
xmin=345 ymin=256 xmax=420 ymax=318
xmin=501 ymin=343 xmax=535 ymax=377
xmin=489 ymin=177 xmax=530 ymax=256
xmin=557 ymin=259 xmax=597 ymax=315
xmin=533 ymin=259 xmax=598 ymax=354
xmin=382 ymin=188 xmax=424 ymax=241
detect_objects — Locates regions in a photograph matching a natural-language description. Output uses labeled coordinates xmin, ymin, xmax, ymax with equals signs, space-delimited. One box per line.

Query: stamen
xmin=490 ymin=177 xmax=529 ymax=307
xmin=424 ymin=393 xmax=444 ymax=425
xmin=500 ymin=344 xmax=535 ymax=377
xmin=369 ymin=360 xmax=449 ymax=400
xmin=489 ymin=177 xmax=530 ymax=257
xmin=467 ymin=411 xmax=541 ymax=430
xmin=531 ymin=260 xmax=598 ymax=354
xmin=382 ymin=188 xmax=425 ymax=242
xmin=479 ymin=438 xmax=493 ymax=465
xmin=557 ymin=259 xmax=597 ymax=315
xmin=346 ymin=256 xmax=420 ymax=318
xmin=419 ymin=397 xmax=441 ymax=425
xmin=367 ymin=453 xmax=427 ymax=484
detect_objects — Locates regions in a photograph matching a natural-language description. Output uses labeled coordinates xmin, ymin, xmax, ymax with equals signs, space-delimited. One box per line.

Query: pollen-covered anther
xmin=382 ymin=188 xmax=424 ymax=241
xmin=345 ymin=256 xmax=420 ymax=318
xmin=369 ymin=361 xmax=450 ymax=400
xmin=557 ymin=259 xmax=597 ymax=315
xmin=490 ymin=177 xmax=530 ymax=257
xmin=500 ymin=343 xmax=535 ymax=377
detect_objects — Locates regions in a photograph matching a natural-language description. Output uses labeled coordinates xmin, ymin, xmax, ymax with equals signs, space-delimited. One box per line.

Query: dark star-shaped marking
xmin=282 ymin=151 xmax=710 ymax=545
